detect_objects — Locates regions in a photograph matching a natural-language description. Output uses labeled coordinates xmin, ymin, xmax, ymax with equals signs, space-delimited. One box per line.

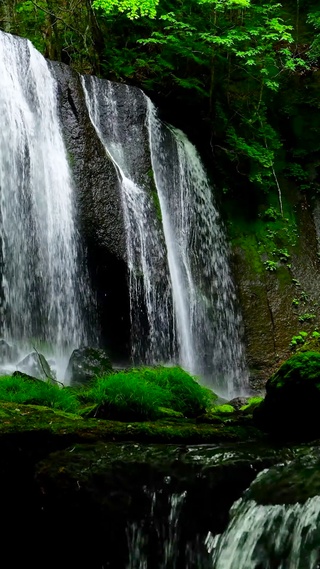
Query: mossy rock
xmin=240 ymin=397 xmax=264 ymax=413
xmin=65 ymin=347 xmax=113 ymax=387
xmin=247 ymin=450 xmax=320 ymax=505
xmin=212 ymin=404 xmax=235 ymax=414
xmin=254 ymin=351 xmax=320 ymax=440
xmin=157 ymin=407 xmax=184 ymax=419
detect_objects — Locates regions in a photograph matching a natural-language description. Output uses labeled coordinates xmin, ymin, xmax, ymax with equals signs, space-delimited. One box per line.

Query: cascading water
xmin=0 ymin=31 xmax=89 ymax=372
xmin=209 ymin=495 xmax=320 ymax=569
xmin=146 ymin=102 xmax=248 ymax=396
xmin=81 ymin=76 xmax=175 ymax=364
xmin=208 ymin=458 xmax=320 ymax=569
xmin=126 ymin=488 xmax=189 ymax=569
xmin=81 ymin=75 xmax=247 ymax=395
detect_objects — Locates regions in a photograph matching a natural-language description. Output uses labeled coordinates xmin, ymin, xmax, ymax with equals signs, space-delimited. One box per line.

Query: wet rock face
xmin=65 ymin=346 xmax=113 ymax=386
xmin=232 ymin=197 xmax=320 ymax=391
xmin=50 ymin=61 xmax=126 ymax=261
xmin=34 ymin=441 xmax=295 ymax=569
xmin=50 ymin=62 xmax=131 ymax=360
xmin=248 ymin=450 xmax=320 ymax=506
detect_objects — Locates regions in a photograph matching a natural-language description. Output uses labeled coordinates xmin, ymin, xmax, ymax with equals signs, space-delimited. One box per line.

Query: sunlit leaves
xmin=92 ymin=0 xmax=159 ymax=19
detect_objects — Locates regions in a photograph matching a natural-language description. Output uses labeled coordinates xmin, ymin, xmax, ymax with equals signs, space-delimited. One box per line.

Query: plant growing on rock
xmin=82 ymin=366 xmax=216 ymax=420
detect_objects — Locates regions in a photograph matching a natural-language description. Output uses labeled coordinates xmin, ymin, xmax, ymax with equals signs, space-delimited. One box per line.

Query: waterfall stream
xmin=147 ymin=102 xmax=248 ymax=395
xmin=210 ymin=495 xmax=320 ymax=569
xmin=82 ymin=78 xmax=248 ymax=396
xmin=0 ymin=31 xmax=89 ymax=372
xmin=81 ymin=76 xmax=175 ymax=365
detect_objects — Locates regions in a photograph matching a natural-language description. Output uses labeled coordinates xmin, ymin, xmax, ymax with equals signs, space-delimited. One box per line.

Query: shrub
xmin=0 ymin=375 xmax=79 ymax=414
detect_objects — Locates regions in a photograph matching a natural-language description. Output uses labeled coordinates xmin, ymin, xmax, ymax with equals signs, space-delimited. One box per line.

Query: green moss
xmin=269 ymin=351 xmax=320 ymax=390
xmin=225 ymin=192 xmax=298 ymax=278
xmin=157 ymin=407 xmax=184 ymax=418
xmin=212 ymin=404 xmax=235 ymax=414
xmin=147 ymin=169 xmax=162 ymax=222
xmin=0 ymin=401 xmax=263 ymax=444
xmin=240 ymin=396 xmax=264 ymax=411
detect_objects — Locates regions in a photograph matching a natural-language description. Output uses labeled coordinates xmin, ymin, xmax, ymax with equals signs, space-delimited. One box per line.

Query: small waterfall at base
xmin=81 ymin=76 xmax=175 ymax=365
xmin=210 ymin=484 xmax=320 ymax=568
xmin=0 ymin=31 xmax=90 ymax=375
xmin=126 ymin=487 xmax=210 ymax=569
xmin=146 ymin=101 xmax=248 ymax=396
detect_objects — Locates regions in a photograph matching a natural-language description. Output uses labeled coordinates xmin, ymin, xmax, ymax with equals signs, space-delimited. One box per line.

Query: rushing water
xmin=210 ymin=495 xmax=320 ymax=568
xmin=82 ymin=78 xmax=248 ymax=396
xmin=209 ymin=463 xmax=320 ymax=569
xmin=126 ymin=489 xmax=187 ymax=569
xmin=146 ymin=102 xmax=248 ymax=396
xmin=0 ymin=31 xmax=88 ymax=371
xmin=0 ymin=28 xmax=247 ymax=394
xmin=81 ymin=76 xmax=175 ymax=365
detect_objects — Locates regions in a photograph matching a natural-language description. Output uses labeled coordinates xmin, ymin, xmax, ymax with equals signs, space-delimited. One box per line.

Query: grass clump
xmin=0 ymin=375 xmax=79 ymax=414
xmin=82 ymin=366 xmax=216 ymax=421
xmin=83 ymin=373 xmax=169 ymax=421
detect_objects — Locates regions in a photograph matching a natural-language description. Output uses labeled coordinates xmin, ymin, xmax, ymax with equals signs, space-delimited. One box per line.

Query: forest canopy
xmin=1 ymin=0 xmax=320 ymax=203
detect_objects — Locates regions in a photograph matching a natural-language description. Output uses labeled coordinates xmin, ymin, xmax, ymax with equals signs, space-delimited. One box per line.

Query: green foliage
xmin=82 ymin=366 xmax=215 ymax=420
xmin=264 ymin=259 xmax=278 ymax=272
xmin=2 ymin=0 xmax=320 ymax=204
xmin=84 ymin=372 xmax=168 ymax=420
xmin=290 ymin=331 xmax=308 ymax=349
xmin=262 ymin=207 xmax=282 ymax=222
xmin=0 ymin=376 xmax=79 ymax=413
xmin=92 ymin=0 xmax=159 ymax=19
xmin=298 ymin=313 xmax=316 ymax=323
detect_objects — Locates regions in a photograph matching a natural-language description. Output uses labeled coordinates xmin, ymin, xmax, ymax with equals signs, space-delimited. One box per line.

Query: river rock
xmin=15 ymin=352 xmax=56 ymax=383
xmin=247 ymin=449 xmax=320 ymax=505
xmin=65 ymin=347 xmax=112 ymax=386
xmin=228 ymin=397 xmax=250 ymax=410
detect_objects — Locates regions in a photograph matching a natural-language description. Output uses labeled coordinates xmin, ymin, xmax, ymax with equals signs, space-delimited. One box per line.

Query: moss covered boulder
xmin=65 ymin=347 xmax=113 ymax=386
xmin=247 ymin=450 xmax=320 ymax=506
xmin=254 ymin=351 xmax=320 ymax=439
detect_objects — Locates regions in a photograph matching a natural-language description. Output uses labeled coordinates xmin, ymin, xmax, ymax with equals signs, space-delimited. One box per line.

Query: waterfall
xmin=146 ymin=102 xmax=248 ymax=396
xmin=0 ymin=31 xmax=89 ymax=371
xmin=127 ymin=488 xmax=189 ymax=569
xmin=81 ymin=76 xmax=175 ymax=364
xmin=81 ymin=75 xmax=247 ymax=395
xmin=210 ymin=480 xmax=320 ymax=568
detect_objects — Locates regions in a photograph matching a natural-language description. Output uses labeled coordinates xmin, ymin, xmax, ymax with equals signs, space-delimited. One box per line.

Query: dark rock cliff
xmin=50 ymin=61 xmax=130 ymax=359
xmin=232 ymin=193 xmax=320 ymax=390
